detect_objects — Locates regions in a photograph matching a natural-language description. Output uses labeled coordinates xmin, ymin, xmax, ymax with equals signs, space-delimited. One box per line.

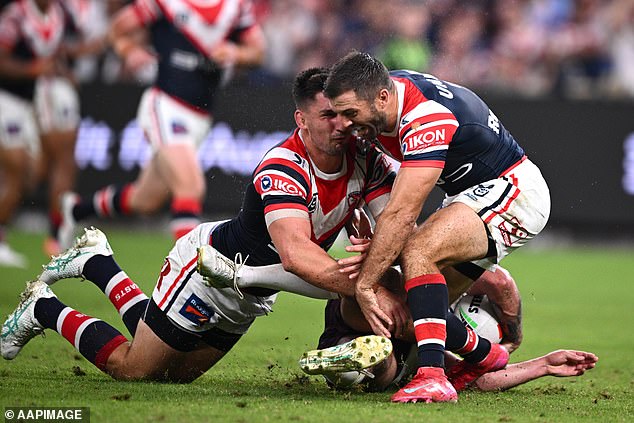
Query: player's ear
xmin=294 ymin=109 xmax=307 ymax=129
xmin=377 ymin=88 xmax=390 ymax=108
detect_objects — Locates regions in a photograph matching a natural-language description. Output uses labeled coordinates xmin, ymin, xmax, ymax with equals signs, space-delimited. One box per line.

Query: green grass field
xmin=1 ymin=229 xmax=632 ymax=422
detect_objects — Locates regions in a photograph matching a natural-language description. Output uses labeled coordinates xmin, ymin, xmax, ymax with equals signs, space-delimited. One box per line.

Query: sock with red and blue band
xmin=406 ymin=274 xmax=448 ymax=368
xmin=34 ymin=297 xmax=128 ymax=371
xmin=82 ymin=255 xmax=149 ymax=336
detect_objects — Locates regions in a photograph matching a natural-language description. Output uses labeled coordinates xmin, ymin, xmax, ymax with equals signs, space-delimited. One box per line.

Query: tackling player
xmin=0 ymin=68 xmax=403 ymax=381
xmin=57 ymin=0 xmax=266 ymax=250
xmin=324 ymin=51 xmax=551 ymax=403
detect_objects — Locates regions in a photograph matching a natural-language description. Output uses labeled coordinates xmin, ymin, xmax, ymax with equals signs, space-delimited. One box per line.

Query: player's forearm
xmin=472 ymin=357 xmax=548 ymax=391
xmin=472 ymin=268 xmax=523 ymax=350
xmin=279 ymin=243 xmax=356 ymax=296
xmin=0 ymin=56 xmax=40 ymax=79
xmin=356 ymin=203 xmax=416 ymax=290
xmin=234 ymin=27 xmax=265 ymax=67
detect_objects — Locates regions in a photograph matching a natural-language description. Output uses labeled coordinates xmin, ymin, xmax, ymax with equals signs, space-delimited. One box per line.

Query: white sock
xmin=237 ymin=263 xmax=338 ymax=300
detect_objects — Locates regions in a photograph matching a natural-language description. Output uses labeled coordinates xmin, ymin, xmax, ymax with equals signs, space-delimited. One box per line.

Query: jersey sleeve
xmin=399 ymin=100 xmax=459 ymax=169
xmin=131 ymin=0 xmax=162 ymax=25
xmin=253 ymin=148 xmax=311 ymax=227
xmin=227 ymin=0 xmax=259 ymax=41
xmin=363 ymin=146 xmax=396 ymax=217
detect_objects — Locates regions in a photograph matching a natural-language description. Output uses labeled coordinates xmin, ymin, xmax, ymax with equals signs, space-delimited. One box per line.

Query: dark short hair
xmin=292 ymin=67 xmax=330 ymax=110
xmin=325 ymin=51 xmax=392 ymax=102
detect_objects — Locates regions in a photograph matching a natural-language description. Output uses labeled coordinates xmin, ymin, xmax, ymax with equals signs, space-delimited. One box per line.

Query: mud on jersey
xmin=377 ymin=70 xmax=525 ymax=196
xmin=210 ymin=128 xmax=396 ymax=270
xmin=132 ymin=0 xmax=258 ymax=112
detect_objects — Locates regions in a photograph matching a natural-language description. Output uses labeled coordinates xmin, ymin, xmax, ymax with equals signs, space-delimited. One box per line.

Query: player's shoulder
xmin=1 ymin=1 xmax=23 ymax=19
xmin=258 ymin=130 xmax=310 ymax=175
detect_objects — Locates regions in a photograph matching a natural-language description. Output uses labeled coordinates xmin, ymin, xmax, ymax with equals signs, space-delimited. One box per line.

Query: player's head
xmin=293 ymin=67 xmax=330 ymax=111
xmin=324 ymin=51 xmax=393 ymax=139
xmin=293 ymin=67 xmax=350 ymax=158
xmin=325 ymin=51 xmax=392 ymax=102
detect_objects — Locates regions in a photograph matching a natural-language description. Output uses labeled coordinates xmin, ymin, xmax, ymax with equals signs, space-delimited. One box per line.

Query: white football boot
xmin=196 ymin=245 xmax=246 ymax=298
xmin=57 ymin=191 xmax=80 ymax=251
xmin=1 ymin=280 xmax=55 ymax=360
xmin=299 ymin=335 xmax=393 ymax=375
xmin=0 ymin=243 xmax=27 ymax=268
xmin=39 ymin=227 xmax=112 ymax=285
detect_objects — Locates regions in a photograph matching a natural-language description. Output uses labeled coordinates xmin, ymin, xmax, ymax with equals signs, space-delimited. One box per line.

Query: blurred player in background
xmin=57 ymin=0 xmax=266 ymax=249
xmin=37 ymin=0 xmax=109 ymax=256
xmin=0 ymin=0 xmax=105 ymax=266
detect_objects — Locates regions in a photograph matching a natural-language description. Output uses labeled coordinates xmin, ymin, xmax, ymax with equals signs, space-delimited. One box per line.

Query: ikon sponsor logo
xmin=260 ymin=174 xmax=302 ymax=195
xmin=402 ymin=128 xmax=446 ymax=152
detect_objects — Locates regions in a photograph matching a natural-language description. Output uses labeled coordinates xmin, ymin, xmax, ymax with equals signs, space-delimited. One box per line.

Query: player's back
xmin=384 ymin=70 xmax=525 ymax=195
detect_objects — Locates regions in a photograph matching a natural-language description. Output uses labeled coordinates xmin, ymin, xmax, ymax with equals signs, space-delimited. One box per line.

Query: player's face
xmin=304 ymin=93 xmax=350 ymax=156
xmin=329 ymin=90 xmax=388 ymax=140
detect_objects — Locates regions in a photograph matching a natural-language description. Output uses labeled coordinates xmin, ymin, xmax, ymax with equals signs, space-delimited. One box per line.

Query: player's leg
xmin=39 ymin=227 xmax=149 ymax=336
xmin=0 ymin=91 xmax=39 ymax=267
xmin=197 ymin=244 xmax=338 ymax=299
xmin=0 ymin=280 xmax=227 ymax=383
xmin=152 ymin=143 xmax=205 ymax=239
xmin=391 ymin=202 xmax=492 ymax=403
xmin=0 ymin=147 xmax=30 ymax=267
xmin=58 ymin=156 xmax=171 ymax=250
xmin=301 ymin=298 xmax=411 ymax=392
xmin=35 ymin=76 xmax=81 ymax=255
xmin=136 ymin=88 xmax=210 ymax=240
xmin=102 ymin=311 xmax=229 ymax=382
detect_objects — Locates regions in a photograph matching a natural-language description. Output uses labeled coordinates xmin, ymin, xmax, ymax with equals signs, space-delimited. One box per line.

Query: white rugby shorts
xmin=34 ymin=76 xmax=80 ymax=133
xmin=151 ymin=221 xmax=277 ymax=336
xmin=137 ymin=87 xmax=212 ymax=151
xmin=442 ymin=158 xmax=551 ymax=270
xmin=0 ymin=89 xmax=39 ymax=155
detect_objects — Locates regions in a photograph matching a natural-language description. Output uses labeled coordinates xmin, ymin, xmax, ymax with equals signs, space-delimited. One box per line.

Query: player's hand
xmin=345 ymin=208 xmax=373 ymax=239
xmin=211 ymin=41 xmax=238 ymax=67
xmin=355 ymin=283 xmax=392 ymax=338
xmin=501 ymin=337 xmax=521 ymax=354
xmin=544 ymin=350 xmax=598 ymax=377
xmin=27 ymin=57 xmax=56 ymax=78
xmin=375 ymin=285 xmax=410 ymax=339
xmin=124 ymin=47 xmax=156 ymax=73
xmin=337 ymin=236 xmax=371 ymax=279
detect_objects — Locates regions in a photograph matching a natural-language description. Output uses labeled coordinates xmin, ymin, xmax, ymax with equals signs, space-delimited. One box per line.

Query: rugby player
xmin=324 ymin=51 xmax=551 ymax=403
xmin=57 ymin=0 xmax=266 ymax=249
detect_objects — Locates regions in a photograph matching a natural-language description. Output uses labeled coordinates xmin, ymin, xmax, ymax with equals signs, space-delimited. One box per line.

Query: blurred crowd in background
xmin=52 ymin=0 xmax=634 ymax=99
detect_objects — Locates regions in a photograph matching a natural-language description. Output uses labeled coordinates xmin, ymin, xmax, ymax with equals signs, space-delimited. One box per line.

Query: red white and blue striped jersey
xmin=210 ymin=128 xmax=396 ymax=267
xmin=377 ymin=70 xmax=525 ymax=196
xmin=0 ymin=0 xmax=66 ymax=99
xmin=132 ymin=0 xmax=258 ymax=112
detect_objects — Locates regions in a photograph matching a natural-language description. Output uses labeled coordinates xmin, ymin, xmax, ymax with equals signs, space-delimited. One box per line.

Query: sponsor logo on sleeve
xmin=403 ymin=128 xmax=447 ymax=152
xmin=259 ymin=174 xmax=303 ymax=196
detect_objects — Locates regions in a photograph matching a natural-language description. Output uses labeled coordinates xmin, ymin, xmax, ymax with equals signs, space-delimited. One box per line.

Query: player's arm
xmin=267 ymin=216 xmax=357 ymax=296
xmin=0 ymin=10 xmax=54 ymax=80
xmin=355 ymin=166 xmax=440 ymax=337
xmin=108 ymin=4 xmax=155 ymax=71
xmin=211 ymin=25 xmax=266 ymax=68
xmin=468 ymin=266 xmax=523 ymax=353
xmin=471 ymin=350 xmax=598 ymax=391
xmin=0 ymin=48 xmax=54 ymax=80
